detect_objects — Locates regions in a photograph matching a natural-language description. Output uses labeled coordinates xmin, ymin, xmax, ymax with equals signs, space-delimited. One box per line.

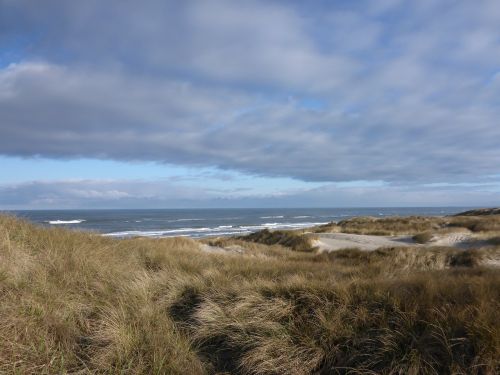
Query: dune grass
xmin=312 ymin=214 xmax=500 ymax=237
xmin=239 ymin=228 xmax=317 ymax=252
xmin=0 ymin=214 xmax=499 ymax=374
xmin=312 ymin=216 xmax=445 ymax=235
xmin=412 ymin=231 xmax=435 ymax=244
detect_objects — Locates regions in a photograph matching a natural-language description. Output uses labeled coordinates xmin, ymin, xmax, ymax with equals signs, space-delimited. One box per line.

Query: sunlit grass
xmin=0 ymin=214 xmax=499 ymax=374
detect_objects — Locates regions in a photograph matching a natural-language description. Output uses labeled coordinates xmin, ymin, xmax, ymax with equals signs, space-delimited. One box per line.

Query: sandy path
xmin=311 ymin=233 xmax=414 ymax=252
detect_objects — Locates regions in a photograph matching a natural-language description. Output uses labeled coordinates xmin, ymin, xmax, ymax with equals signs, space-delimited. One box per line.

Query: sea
xmin=3 ymin=207 xmax=472 ymax=239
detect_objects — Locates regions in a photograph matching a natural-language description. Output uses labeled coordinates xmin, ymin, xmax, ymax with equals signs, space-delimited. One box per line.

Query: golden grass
xmin=0 ymin=214 xmax=499 ymax=374
xmin=239 ymin=229 xmax=317 ymax=252
xmin=448 ymin=215 xmax=500 ymax=233
xmin=312 ymin=214 xmax=500 ymax=236
xmin=314 ymin=216 xmax=445 ymax=235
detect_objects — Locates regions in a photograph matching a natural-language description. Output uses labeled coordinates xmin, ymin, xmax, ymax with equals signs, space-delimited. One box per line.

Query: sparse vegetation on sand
xmin=313 ymin=212 xmax=500 ymax=236
xmin=314 ymin=216 xmax=444 ymax=235
xmin=0 ymin=214 xmax=499 ymax=374
xmin=412 ymin=231 xmax=435 ymax=244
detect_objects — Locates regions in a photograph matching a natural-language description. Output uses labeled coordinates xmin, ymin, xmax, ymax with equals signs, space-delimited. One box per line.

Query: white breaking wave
xmin=260 ymin=215 xmax=284 ymax=219
xmin=103 ymin=227 xmax=212 ymax=237
xmin=103 ymin=225 xmax=240 ymax=238
xmin=240 ymin=222 xmax=329 ymax=231
xmin=171 ymin=218 xmax=205 ymax=222
xmin=47 ymin=220 xmax=85 ymax=225
xmin=293 ymin=216 xmax=312 ymax=218
xmin=103 ymin=221 xmax=328 ymax=239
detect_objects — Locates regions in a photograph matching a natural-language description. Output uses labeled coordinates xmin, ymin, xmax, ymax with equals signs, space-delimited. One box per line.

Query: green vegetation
xmin=0 ymin=215 xmax=499 ymax=374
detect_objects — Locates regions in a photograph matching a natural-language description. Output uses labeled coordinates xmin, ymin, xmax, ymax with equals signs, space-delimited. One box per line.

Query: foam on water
xmin=103 ymin=221 xmax=329 ymax=238
xmin=47 ymin=220 xmax=86 ymax=225
xmin=171 ymin=218 xmax=205 ymax=222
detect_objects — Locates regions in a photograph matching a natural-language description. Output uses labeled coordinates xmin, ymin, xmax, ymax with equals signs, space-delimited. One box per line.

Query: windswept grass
xmin=315 ymin=216 xmax=445 ymax=235
xmin=412 ymin=231 xmax=435 ymax=244
xmin=239 ymin=228 xmax=317 ymax=252
xmin=0 ymin=214 xmax=499 ymax=374
xmin=312 ymin=214 xmax=500 ymax=236
xmin=448 ymin=215 xmax=500 ymax=233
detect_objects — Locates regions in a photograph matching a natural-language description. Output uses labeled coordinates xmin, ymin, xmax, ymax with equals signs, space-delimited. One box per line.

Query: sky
xmin=0 ymin=0 xmax=499 ymax=209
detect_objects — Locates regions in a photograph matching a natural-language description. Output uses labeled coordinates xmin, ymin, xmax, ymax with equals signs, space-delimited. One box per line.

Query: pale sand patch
xmin=430 ymin=232 xmax=474 ymax=247
xmin=312 ymin=231 xmax=495 ymax=253
xmin=482 ymin=257 xmax=500 ymax=268
xmin=311 ymin=233 xmax=413 ymax=252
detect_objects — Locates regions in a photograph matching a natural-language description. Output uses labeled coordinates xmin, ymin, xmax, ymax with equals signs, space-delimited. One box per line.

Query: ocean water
xmin=3 ymin=207 xmax=472 ymax=239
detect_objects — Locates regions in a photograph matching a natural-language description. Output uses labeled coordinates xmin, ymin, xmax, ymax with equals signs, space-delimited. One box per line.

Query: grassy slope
xmin=313 ymin=214 xmax=500 ymax=235
xmin=0 ymin=215 xmax=499 ymax=374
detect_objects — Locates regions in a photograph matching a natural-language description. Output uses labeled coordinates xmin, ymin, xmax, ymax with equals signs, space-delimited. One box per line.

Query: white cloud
xmin=1 ymin=178 xmax=499 ymax=209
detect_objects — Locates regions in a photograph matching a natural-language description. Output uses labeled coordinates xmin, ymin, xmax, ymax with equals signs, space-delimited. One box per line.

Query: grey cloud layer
xmin=1 ymin=179 xmax=499 ymax=209
xmin=1 ymin=0 xmax=500 ymax=183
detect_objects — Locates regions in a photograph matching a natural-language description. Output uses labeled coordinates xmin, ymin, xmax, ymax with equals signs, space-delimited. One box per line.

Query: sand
xmin=311 ymin=233 xmax=414 ymax=252
xmin=310 ymin=231 xmax=493 ymax=252
xmin=200 ymin=230 xmax=495 ymax=256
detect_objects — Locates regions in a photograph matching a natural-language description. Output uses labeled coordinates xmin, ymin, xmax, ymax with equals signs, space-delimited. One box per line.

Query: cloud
xmin=0 ymin=0 xmax=499 ymax=186
xmin=0 ymin=179 xmax=226 ymax=208
xmin=1 ymin=178 xmax=499 ymax=209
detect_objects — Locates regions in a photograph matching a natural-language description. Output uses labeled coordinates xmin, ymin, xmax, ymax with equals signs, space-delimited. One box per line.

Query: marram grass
xmin=0 ymin=215 xmax=499 ymax=374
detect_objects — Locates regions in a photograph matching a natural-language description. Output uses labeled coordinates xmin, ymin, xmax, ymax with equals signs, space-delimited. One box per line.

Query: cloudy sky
xmin=1 ymin=0 xmax=499 ymax=209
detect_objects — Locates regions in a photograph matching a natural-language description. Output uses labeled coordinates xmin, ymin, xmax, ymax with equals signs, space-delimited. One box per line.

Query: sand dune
xmin=311 ymin=233 xmax=413 ymax=252
xmin=311 ymin=231 xmax=483 ymax=252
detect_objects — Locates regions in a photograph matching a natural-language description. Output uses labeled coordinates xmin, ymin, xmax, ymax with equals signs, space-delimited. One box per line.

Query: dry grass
xmin=311 ymin=214 xmax=500 ymax=238
xmin=448 ymin=215 xmax=500 ymax=233
xmin=0 ymin=214 xmax=499 ymax=374
xmin=312 ymin=222 xmax=341 ymax=233
xmin=239 ymin=229 xmax=317 ymax=252
xmin=412 ymin=231 xmax=435 ymax=244
xmin=319 ymin=216 xmax=446 ymax=235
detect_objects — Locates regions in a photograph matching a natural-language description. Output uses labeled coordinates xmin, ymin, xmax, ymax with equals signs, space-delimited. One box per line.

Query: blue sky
xmin=0 ymin=0 xmax=499 ymax=209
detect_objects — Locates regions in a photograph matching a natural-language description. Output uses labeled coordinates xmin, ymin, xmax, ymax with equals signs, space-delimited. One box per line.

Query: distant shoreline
xmin=3 ymin=207 xmax=474 ymax=239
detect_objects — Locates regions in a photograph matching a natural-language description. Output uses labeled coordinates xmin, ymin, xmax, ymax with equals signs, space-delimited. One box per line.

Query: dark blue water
xmin=4 ymin=207 xmax=470 ymax=238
